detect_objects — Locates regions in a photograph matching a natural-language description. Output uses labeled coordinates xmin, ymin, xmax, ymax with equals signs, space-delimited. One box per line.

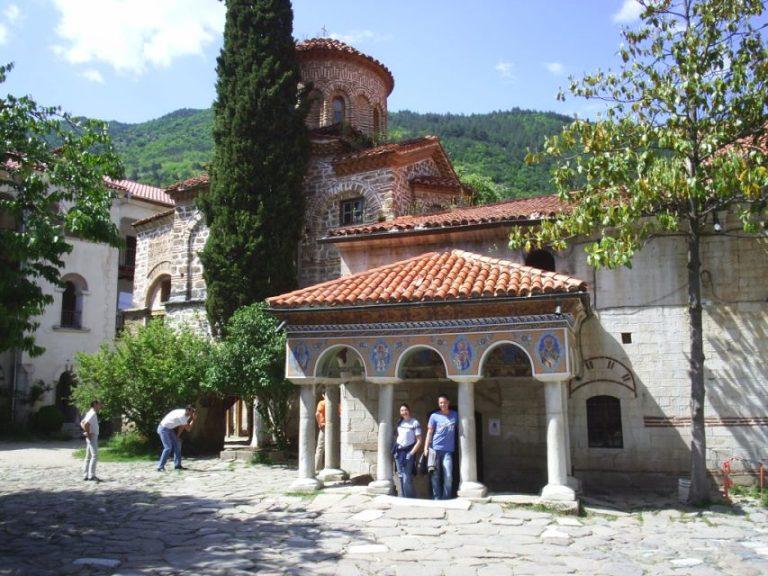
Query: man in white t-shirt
xmin=80 ymin=400 xmax=102 ymax=482
xmin=156 ymin=405 xmax=196 ymax=471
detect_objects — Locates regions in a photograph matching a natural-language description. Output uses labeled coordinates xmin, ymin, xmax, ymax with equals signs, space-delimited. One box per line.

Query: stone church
xmin=128 ymin=39 xmax=767 ymax=501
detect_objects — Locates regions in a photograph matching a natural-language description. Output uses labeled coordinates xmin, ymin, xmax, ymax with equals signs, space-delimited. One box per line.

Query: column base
xmin=366 ymin=479 xmax=395 ymax=495
xmin=540 ymin=483 xmax=577 ymax=502
xmin=317 ymin=468 xmax=349 ymax=482
xmin=289 ymin=477 xmax=323 ymax=493
xmin=457 ymin=481 xmax=488 ymax=499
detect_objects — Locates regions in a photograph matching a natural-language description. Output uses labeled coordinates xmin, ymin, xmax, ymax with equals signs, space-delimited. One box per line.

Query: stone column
xmin=250 ymin=397 xmax=269 ymax=450
xmin=290 ymin=383 xmax=322 ymax=492
xmin=318 ymin=384 xmax=348 ymax=481
xmin=367 ymin=380 xmax=395 ymax=494
xmin=540 ymin=379 xmax=575 ymax=501
xmin=560 ymin=385 xmax=581 ymax=493
xmin=454 ymin=378 xmax=488 ymax=498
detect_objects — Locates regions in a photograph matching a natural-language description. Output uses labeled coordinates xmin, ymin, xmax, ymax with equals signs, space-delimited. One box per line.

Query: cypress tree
xmin=199 ymin=0 xmax=308 ymax=333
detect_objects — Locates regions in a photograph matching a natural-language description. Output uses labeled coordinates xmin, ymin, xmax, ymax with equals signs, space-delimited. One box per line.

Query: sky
xmin=0 ymin=0 xmax=645 ymax=124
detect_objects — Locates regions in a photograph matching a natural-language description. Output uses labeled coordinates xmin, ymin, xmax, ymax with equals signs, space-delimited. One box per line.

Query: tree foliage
xmin=455 ymin=164 xmax=507 ymax=205
xmin=511 ymin=0 xmax=767 ymax=503
xmin=0 ymin=63 xmax=123 ymax=355
xmin=207 ymin=302 xmax=293 ymax=449
xmin=198 ymin=0 xmax=309 ymax=332
xmin=72 ymin=321 xmax=213 ymax=440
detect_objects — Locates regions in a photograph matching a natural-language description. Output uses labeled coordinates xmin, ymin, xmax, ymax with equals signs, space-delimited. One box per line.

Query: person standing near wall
xmin=393 ymin=403 xmax=422 ymax=498
xmin=423 ymin=394 xmax=458 ymax=500
xmin=156 ymin=405 xmax=196 ymax=471
xmin=80 ymin=400 xmax=102 ymax=482
xmin=314 ymin=391 xmax=326 ymax=473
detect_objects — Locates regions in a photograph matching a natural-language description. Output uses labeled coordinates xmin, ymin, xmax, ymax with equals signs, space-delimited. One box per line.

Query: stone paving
xmin=1 ymin=443 xmax=767 ymax=576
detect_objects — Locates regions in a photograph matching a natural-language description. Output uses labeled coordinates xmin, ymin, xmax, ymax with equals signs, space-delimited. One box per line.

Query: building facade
xmin=127 ymin=39 xmax=766 ymax=500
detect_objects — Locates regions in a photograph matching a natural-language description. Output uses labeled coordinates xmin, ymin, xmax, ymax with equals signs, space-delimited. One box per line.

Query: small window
xmin=332 ymin=96 xmax=345 ymax=125
xmin=61 ymin=281 xmax=83 ymax=328
xmin=340 ymin=198 xmax=364 ymax=226
xmin=587 ymin=396 xmax=623 ymax=449
xmin=621 ymin=332 xmax=632 ymax=344
xmin=524 ymin=249 xmax=556 ymax=272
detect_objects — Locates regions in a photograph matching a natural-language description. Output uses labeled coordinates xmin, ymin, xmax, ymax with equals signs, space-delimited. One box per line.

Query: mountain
xmin=107 ymin=108 xmax=573 ymax=198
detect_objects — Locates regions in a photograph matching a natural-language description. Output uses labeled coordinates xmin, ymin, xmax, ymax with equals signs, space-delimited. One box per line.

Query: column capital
xmin=448 ymin=376 xmax=482 ymax=384
xmin=533 ymin=374 xmax=571 ymax=383
xmin=366 ymin=377 xmax=402 ymax=385
xmin=287 ymin=377 xmax=316 ymax=386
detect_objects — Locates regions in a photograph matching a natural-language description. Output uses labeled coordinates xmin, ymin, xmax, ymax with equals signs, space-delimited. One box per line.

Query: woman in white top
xmin=393 ymin=403 xmax=422 ymax=498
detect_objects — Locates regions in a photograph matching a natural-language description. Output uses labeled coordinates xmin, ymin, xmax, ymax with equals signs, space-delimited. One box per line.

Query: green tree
xmin=207 ymin=302 xmax=293 ymax=449
xmin=198 ymin=0 xmax=309 ymax=333
xmin=73 ymin=321 xmax=213 ymax=441
xmin=0 ymin=64 xmax=123 ymax=356
xmin=455 ymin=164 xmax=507 ymax=205
xmin=512 ymin=0 xmax=767 ymax=504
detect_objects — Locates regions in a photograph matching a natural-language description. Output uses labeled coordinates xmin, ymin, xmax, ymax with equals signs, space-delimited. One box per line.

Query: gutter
xmin=268 ymin=289 xmax=591 ymax=316
xmin=319 ymin=218 xmax=543 ymax=244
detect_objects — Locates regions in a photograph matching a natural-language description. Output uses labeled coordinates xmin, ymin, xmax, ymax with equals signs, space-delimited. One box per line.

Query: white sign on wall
xmin=488 ymin=418 xmax=500 ymax=437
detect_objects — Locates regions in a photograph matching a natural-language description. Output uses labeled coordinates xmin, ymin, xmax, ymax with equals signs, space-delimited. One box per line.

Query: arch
xmin=331 ymin=95 xmax=347 ymax=125
xmin=479 ymin=341 xmax=534 ymax=378
xmin=60 ymin=273 xmax=88 ymax=328
xmin=396 ymin=345 xmax=448 ymax=380
xmin=524 ymin=249 xmax=556 ymax=272
xmin=586 ymin=395 xmax=623 ymax=448
xmin=146 ymin=274 xmax=171 ymax=310
xmin=306 ymin=88 xmax=324 ymax=128
xmin=314 ymin=345 xmax=366 ymax=379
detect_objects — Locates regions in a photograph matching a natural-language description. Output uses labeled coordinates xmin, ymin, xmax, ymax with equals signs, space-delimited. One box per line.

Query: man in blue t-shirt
xmin=424 ymin=394 xmax=458 ymax=500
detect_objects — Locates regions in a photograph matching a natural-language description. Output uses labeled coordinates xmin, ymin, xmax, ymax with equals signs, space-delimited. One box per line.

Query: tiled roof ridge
xmin=165 ymin=173 xmax=210 ymax=193
xmin=295 ymin=38 xmax=394 ymax=94
xmin=104 ymin=177 xmax=174 ymax=207
xmin=333 ymin=135 xmax=440 ymax=163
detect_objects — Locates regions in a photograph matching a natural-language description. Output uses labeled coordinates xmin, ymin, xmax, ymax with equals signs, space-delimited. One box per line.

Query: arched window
xmin=147 ymin=274 xmax=172 ymax=311
xmin=372 ymin=107 xmax=381 ymax=137
xmin=332 ymin=96 xmax=345 ymax=125
xmin=60 ymin=275 xmax=87 ymax=328
xmin=587 ymin=395 xmax=623 ymax=449
xmin=524 ymin=248 xmax=556 ymax=272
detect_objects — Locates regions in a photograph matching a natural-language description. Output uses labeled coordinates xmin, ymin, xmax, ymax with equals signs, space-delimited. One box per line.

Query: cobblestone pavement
xmin=1 ymin=444 xmax=767 ymax=576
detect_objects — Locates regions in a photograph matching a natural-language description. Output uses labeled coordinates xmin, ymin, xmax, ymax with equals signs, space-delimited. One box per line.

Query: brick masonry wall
xmin=300 ymin=58 xmax=388 ymax=137
xmin=132 ymin=219 xmax=173 ymax=309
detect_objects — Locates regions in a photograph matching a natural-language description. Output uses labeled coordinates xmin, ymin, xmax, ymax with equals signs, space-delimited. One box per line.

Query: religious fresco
xmin=285 ymin=326 xmax=570 ymax=380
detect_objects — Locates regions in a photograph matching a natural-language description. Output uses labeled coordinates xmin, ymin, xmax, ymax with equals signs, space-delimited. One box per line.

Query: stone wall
xmin=300 ymin=57 xmax=388 ymax=137
xmin=133 ymin=217 xmax=173 ymax=309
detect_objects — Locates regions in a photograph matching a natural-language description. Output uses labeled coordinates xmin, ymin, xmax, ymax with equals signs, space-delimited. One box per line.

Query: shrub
xmin=28 ymin=405 xmax=64 ymax=435
xmin=73 ymin=320 xmax=214 ymax=439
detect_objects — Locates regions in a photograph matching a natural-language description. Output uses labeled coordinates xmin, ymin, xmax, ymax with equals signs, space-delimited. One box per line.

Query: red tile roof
xmin=410 ymin=175 xmax=463 ymax=190
xmin=105 ymin=178 xmax=173 ymax=206
xmin=332 ymin=135 xmax=455 ymax=177
xmin=165 ymin=173 xmax=210 ymax=193
xmin=267 ymin=249 xmax=587 ymax=309
xmin=328 ymin=194 xmax=568 ymax=238
xmin=296 ymin=38 xmax=394 ymax=94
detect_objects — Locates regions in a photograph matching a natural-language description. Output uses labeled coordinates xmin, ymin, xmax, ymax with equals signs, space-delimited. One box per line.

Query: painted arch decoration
xmin=284 ymin=324 xmax=573 ymax=382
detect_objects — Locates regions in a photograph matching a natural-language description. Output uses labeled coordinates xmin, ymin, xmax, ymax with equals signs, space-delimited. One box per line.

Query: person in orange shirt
xmin=314 ymin=393 xmax=326 ymax=473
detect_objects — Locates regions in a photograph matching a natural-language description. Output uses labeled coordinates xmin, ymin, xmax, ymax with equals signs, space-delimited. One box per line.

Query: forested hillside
xmin=108 ymin=108 xmax=572 ymax=198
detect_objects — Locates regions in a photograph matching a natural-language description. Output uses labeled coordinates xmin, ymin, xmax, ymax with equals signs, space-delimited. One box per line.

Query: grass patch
xmin=728 ymin=485 xmax=768 ymax=508
xmin=283 ymin=492 xmax=316 ymax=500
xmin=72 ymin=431 xmax=156 ymax=462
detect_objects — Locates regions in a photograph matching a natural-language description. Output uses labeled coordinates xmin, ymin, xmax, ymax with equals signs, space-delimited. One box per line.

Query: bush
xmin=28 ymin=405 xmax=64 ymax=435
xmin=73 ymin=321 xmax=214 ymax=439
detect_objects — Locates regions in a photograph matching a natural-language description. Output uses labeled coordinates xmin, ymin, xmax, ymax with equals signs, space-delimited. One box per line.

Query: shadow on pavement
xmin=0 ymin=487 xmax=368 ymax=575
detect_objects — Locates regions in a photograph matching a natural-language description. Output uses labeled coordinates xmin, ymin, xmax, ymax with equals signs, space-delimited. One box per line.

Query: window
xmin=587 ymin=396 xmax=623 ymax=449
xmin=373 ymin=107 xmax=381 ymax=136
xmin=524 ymin=249 xmax=556 ymax=272
xmin=340 ymin=198 xmax=364 ymax=226
xmin=60 ymin=281 xmax=84 ymax=328
xmin=147 ymin=274 xmax=172 ymax=311
xmin=120 ymin=236 xmax=137 ymax=269
xmin=332 ymin=96 xmax=345 ymax=125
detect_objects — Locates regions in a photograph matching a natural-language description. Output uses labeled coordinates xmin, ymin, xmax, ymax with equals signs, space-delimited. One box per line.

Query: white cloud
xmin=495 ymin=61 xmax=515 ymax=81
xmin=329 ymin=29 xmax=390 ymax=45
xmin=544 ymin=62 xmax=564 ymax=75
xmin=49 ymin=0 xmax=225 ymax=75
xmin=613 ymin=0 xmax=643 ymax=24
xmin=80 ymin=69 xmax=104 ymax=83
xmin=0 ymin=3 xmax=21 ymax=45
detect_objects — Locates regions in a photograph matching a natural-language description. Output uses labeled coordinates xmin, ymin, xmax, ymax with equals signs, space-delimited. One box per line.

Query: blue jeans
xmin=430 ymin=450 xmax=454 ymax=500
xmin=394 ymin=445 xmax=416 ymax=498
xmin=157 ymin=425 xmax=181 ymax=470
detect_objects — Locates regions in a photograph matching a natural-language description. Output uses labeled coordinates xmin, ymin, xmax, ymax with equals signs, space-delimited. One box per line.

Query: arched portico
xmin=271 ymin=249 xmax=590 ymax=501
